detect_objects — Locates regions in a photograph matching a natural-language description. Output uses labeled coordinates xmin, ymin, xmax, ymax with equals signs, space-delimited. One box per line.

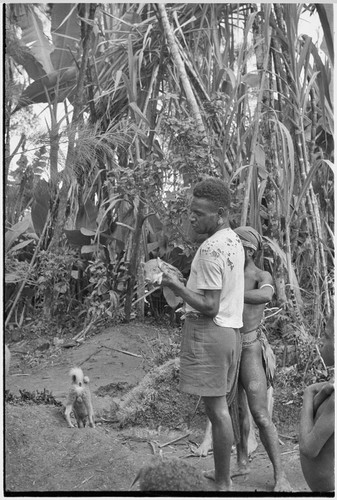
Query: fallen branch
xmin=100 ymin=344 xmax=142 ymax=358
xmin=180 ymin=450 xmax=213 ymax=459
xmin=279 ymin=433 xmax=297 ymax=441
xmin=281 ymin=449 xmax=298 ymax=455
xmin=158 ymin=432 xmax=190 ymax=449
xmin=79 ymin=348 xmax=102 ymax=366
xmin=148 ymin=441 xmax=157 ymax=454
xmin=120 ymin=435 xmax=150 ymax=443
xmin=72 ymin=321 xmax=95 ymax=342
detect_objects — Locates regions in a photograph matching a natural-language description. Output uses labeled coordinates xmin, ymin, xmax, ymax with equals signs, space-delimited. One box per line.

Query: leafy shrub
xmin=5 ymin=388 xmax=62 ymax=406
xmin=35 ymin=249 xmax=76 ymax=316
xmin=83 ymin=258 xmax=120 ymax=326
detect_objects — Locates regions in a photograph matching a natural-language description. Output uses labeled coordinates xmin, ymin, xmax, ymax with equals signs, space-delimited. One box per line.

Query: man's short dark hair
xmin=193 ymin=177 xmax=231 ymax=209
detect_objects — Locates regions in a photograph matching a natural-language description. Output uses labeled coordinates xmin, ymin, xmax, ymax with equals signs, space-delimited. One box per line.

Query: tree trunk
xmin=124 ymin=195 xmax=146 ymax=322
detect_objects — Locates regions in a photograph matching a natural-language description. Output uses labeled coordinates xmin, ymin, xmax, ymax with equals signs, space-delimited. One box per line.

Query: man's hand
xmin=310 ymin=382 xmax=334 ymax=415
xmin=304 ymin=381 xmax=334 ymax=397
xmin=161 ymin=271 xmax=185 ymax=295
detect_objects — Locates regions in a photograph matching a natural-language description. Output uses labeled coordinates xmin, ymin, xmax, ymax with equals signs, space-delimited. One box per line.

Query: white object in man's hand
xmin=143 ymin=258 xmax=184 ymax=308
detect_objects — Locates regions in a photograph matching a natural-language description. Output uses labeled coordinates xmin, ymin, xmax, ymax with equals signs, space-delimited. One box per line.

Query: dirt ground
xmin=4 ymin=320 xmax=311 ymax=495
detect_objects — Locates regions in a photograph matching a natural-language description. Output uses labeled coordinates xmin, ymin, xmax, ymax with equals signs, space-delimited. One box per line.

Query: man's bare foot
xmin=204 ymin=470 xmax=232 ymax=491
xmin=193 ymin=438 xmax=213 ymax=457
xmin=216 ymin=480 xmax=232 ymax=492
xmin=273 ymin=475 xmax=293 ymax=492
xmin=231 ymin=462 xmax=250 ymax=478
xmin=204 ymin=469 xmax=215 ymax=481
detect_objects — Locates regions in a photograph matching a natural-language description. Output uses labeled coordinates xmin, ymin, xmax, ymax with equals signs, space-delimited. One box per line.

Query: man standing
xmin=195 ymin=226 xmax=292 ymax=492
xmin=161 ymin=177 xmax=244 ymax=491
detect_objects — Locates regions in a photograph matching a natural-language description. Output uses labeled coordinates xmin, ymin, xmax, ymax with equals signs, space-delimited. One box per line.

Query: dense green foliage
xmin=5 ymin=4 xmax=334 ymax=377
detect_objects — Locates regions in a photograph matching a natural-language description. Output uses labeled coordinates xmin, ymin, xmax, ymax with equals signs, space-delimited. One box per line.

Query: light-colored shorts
xmin=179 ymin=315 xmax=241 ymax=397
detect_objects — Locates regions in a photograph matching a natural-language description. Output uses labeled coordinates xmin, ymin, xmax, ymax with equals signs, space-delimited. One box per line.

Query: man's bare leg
xmin=241 ymin=343 xmax=292 ymax=492
xmin=194 ymin=418 xmax=213 ymax=456
xmin=233 ymin=383 xmax=251 ymax=476
xmin=197 ymin=385 xmax=257 ymax=466
xmin=203 ymin=395 xmax=233 ymax=491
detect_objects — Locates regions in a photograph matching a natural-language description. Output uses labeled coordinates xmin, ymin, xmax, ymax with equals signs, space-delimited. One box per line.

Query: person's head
xmin=189 ymin=177 xmax=231 ymax=236
xmin=234 ymin=226 xmax=262 ymax=262
xmin=320 ymin=312 xmax=334 ymax=367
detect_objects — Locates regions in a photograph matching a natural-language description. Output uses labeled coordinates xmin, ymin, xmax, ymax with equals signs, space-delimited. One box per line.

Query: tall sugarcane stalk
xmin=241 ymin=6 xmax=271 ymax=226
xmin=157 ymin=3 xmax=205 ymax=136
xmin=299 ymin=127 xmax=331 ymax=319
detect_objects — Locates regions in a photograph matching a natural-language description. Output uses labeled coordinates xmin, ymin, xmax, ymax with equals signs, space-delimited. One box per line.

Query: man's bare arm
xmin=161 ymin=272 xmax=221 ymax=317
xmin=313 ymin=383 xmax=335 ymax=414
xmin=244 ymin=271 xmax=274 ymax=305
xmin=299 ymin=383 xmax=335 ymax=458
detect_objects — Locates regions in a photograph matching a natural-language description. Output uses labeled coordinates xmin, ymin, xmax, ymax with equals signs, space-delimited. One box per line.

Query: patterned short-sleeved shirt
xmin=185 ymin=228 xmax=244 ymax=328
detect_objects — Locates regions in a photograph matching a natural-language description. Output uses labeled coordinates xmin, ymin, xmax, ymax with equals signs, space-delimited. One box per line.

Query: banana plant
xmin=8 ymin=4 xmax=80 ymax=112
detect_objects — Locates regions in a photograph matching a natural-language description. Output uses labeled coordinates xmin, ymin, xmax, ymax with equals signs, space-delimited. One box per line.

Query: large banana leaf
xmin=50 ymin=4 xmax=81 ymax=71
xmin=13 ymin=67 xmax=77 ymax=112
xmin=5 ymin=214 xmax=35 ymax=252
xmin=64 ymin=229 xmax=91 ymax=247
xmin=7 ymin=239 xmax=36 ymax=256
xmin=10 ymin=3 xmax=81 ymax=112
xmin=9 ymin=4 xmax=54 ymax=79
